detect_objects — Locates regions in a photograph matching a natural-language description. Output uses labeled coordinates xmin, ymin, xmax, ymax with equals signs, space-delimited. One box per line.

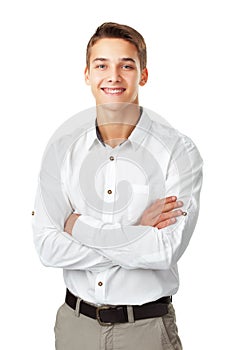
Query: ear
xmin=84 ymin=66 xmax=90 ymax=85
xmin=139 ymin=68 xmax=148 ymax=86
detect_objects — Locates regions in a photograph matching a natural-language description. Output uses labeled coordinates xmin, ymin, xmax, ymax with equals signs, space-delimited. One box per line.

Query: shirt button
xmin=109 ymin=156 xmax=114 ymax=161
xmin=98 ymin=281 xmax=103 ymax=286
xmin=32 ymin=211 xmax=35 ymax=216
xmin=107 ymin=189 xmax=112 ymax=194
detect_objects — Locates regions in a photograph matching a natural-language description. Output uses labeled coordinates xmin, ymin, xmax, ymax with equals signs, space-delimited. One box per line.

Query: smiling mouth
xmin=101 ymin=88 xmax=126 ymax=95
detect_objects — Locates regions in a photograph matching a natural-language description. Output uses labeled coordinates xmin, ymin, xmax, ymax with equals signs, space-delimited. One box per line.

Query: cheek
xmin=128 ymin=79 xmax=140 ymax=93
xmin=90 ymin=74 xmax=103 ymax=87
xmin=126 ymin=73 xmax=141 ymax=87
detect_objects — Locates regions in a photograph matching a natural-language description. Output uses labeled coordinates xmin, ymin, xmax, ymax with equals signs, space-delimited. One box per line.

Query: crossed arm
xmin=64 ymin=196 xmax=184 ymax=234
xmin=33 ymin=187 xmax=184 ymax=271
xmin=33 ymin=134 xmax=203 ymax=271
xmin=62 ymin=196 xmax=193 ymax=270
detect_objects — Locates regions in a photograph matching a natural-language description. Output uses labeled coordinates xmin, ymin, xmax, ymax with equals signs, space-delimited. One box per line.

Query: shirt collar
xmin=128 ymin=108 xmax=153 ymax=151
xmin=86 ymin=107 xmax=152 ymax=151
xmin=85 ymin=117 xmax=101 ymax=151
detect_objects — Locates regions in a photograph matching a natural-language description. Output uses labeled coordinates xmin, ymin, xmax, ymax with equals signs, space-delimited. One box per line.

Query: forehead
xmin=89 ymin=38 xmax=139 ymax=61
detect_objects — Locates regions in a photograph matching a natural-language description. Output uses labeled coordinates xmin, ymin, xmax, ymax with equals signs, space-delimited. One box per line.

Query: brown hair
xmin=86 ymin=22 xmax=147 ymax=71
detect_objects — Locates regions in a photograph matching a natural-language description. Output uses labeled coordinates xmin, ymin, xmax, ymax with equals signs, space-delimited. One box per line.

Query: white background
xmin=0 ymin=0 xmax=232 ymax=349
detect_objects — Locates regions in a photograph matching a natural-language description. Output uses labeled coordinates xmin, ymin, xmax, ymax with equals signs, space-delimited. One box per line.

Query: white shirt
xmin=32 ymin=107 xmax=203 ymax=306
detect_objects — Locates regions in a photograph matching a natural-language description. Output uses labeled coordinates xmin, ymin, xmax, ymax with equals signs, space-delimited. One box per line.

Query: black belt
xmin=65 ymin=289 xmax=171 ymax=326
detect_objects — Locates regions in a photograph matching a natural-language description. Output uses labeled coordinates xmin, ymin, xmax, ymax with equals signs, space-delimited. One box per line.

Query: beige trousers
xmin=54 ymin=301 xmax=182 ymax=350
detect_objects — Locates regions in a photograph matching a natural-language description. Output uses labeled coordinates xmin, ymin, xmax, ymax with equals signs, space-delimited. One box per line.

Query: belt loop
xmin=75 ymin=297 xmax=82 ymax=317
xmin=126 ymin=305 xmax=135 ymax=323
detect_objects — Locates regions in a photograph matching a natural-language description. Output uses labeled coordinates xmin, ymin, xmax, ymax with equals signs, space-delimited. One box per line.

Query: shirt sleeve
xmin=32 ymin=184 xmax=115 ymax=271
xmin=72 ymin=136 xmax=203 ymax=270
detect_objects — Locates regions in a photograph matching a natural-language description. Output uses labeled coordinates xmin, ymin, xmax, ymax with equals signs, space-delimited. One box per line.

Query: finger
xmin=152 ymin=209 xmax=183 ymax=227
xmin=148 ymin=196 xmax=177 ymax=213
xmin=147 ymin=199 xmax=183 ymax=220
xmin=155 ymin=217 xmax=177 ymax=229
xmin=157 ymin=209 xmax=183 ymax=223
xmin=162 ymin=200 xmax=183 ymax=213
xmin=157 ymin=196 xmax=177 ymax=206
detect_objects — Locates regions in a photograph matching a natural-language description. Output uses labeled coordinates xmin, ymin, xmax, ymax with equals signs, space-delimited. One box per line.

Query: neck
xmin=96 ymin=103 xmax=141 ymax=147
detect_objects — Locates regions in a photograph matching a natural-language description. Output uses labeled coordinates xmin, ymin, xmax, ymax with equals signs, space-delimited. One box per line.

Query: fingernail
xmin=171 ymin=218 xmax=176 ymax=223
xmin=177 ymin=201 xmax=183 ymax=206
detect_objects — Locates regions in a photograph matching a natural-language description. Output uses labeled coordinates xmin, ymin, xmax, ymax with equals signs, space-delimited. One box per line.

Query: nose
xmin=107 ymin=66 xmax=121 ymax=83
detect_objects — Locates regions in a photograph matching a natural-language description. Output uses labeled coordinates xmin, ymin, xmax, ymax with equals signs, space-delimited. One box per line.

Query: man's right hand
xmin=64 ymin=213 xmax=81 ymax=235
xmin=139 ymin=196 xmax=184 ymax=229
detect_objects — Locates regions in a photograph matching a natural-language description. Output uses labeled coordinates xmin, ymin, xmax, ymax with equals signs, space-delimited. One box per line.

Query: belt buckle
xmin=96 ymin=305 xmax=113 ymax=326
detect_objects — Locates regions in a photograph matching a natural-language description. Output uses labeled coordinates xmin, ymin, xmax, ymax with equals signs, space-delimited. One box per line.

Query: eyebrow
xmin=92 ymin=57 xmax=136 ymax=64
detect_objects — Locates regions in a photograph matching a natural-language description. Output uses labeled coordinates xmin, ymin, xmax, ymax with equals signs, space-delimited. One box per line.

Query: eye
xmin=122 ymin=65 xmax=134 ymax=70
xmin=96 ymin=64 xmax=107 ymax=70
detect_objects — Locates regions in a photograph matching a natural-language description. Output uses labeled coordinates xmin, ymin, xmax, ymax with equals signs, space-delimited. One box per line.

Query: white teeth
xmin=104 ymin=88 xmax=124 ymax=94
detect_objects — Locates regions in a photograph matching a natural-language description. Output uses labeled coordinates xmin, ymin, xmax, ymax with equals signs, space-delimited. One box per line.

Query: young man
xmin=33 ymin=22 xmax=203 ymax=349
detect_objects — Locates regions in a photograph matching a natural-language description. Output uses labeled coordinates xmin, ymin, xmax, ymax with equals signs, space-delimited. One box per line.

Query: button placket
xmin=103 ymin=161 xmax=115 ymax=202
xmin=95 ymin=271 xmax=108 ymax=303
xmin=102 ymin=153 xmax=117 ymax=222
xmin=106 ymin=157 xmax=115 ymax=196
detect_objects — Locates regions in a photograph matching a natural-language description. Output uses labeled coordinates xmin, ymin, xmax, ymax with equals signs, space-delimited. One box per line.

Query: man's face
xmin=85 ymin=38 xmax=148 ymax=106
